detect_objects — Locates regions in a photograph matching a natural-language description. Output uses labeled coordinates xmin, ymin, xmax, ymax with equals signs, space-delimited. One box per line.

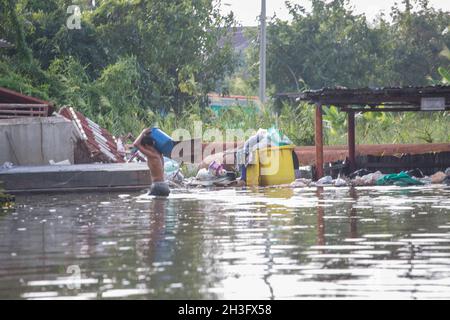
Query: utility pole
xmin=259 ymin=0 xmax=266 ymax=104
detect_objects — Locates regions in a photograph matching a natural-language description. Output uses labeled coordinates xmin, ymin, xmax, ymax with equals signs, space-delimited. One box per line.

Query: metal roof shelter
xmin=277 ymin=85 xmax=450 ymax=179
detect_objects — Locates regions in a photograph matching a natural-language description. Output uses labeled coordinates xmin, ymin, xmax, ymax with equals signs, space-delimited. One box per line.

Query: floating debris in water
xmin=1 ymin=193 xmax=15 ymax=210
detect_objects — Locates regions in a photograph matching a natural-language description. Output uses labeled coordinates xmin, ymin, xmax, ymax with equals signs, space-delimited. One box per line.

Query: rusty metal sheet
xmin=59 ymin=107 xmax=124 ymax=163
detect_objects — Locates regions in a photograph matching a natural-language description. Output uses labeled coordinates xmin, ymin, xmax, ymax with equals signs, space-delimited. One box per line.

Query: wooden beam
xmin=0 ymin=104 xmax=48 ymax=108
xmin=0 ymin=115 xmax=44 ymax=119
xmin=348 ymin=111 xmax=356 ymax=172
xmin=0 ymin=109 xmax=47 ymax=115
xmin=315 ymin=103 xmax=324 ymax=179
xmin=341 ymin=107 xmax=422 ymax=113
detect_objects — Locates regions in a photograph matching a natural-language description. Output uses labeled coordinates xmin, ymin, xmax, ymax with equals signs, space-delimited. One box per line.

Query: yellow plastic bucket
xmin=246 ymin=145 xmax=296 ymax=186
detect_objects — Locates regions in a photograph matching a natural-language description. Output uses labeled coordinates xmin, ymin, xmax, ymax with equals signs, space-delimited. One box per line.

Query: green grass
xmin=139 ymin=102 xmax=449 ymax=147
xmin=324 ymin=109 xmax=450 ymax=145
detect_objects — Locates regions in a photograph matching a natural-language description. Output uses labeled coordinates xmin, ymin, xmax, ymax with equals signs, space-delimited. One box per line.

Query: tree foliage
xmin=1 ymin=0 xmax=449 ymax=141
xmin=1 ymin=0 xmax=237 ymax=121
xmin=248 ymin=0 xmax=450 ymax=93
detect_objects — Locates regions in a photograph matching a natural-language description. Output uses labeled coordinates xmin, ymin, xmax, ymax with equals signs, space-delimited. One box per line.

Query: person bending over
xmin=133 ymin=128 xmax=170 ymax=196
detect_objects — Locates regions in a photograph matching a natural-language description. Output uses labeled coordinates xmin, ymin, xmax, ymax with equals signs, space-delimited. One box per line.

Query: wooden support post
xmin=316 ymin=188 xmax=325 ymax=245
xmin=348 ymin=111 xmax=356 ymax=172
xmin=315 ymin=103 xmax=324 ymax=179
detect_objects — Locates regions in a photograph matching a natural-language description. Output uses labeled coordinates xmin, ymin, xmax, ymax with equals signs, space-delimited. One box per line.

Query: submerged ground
xmin=1 ymin=186 xmax=450 ymax=299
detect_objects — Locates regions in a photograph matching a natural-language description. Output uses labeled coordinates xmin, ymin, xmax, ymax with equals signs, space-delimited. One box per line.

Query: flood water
xmin=1 ymin=185 xmax=450 ymax=299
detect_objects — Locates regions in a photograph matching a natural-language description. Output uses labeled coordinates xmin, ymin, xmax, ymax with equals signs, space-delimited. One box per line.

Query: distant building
xmin=208 ymin=93 xmax=260 ymax=114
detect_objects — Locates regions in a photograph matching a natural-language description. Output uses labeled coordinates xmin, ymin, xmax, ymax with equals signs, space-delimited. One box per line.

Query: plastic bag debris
xmin=349 ymin=169 xmax=372 ymax=179
xmin=208 ymin=161 xmax=227 ymax=177
xmin=238 ymin=127 xmax=294 ymax=168
xmin=376 ymin=171 xmax=424 ymax=187
xmin=407 ymin=168 xmax=425 ymax=179
xmin=317 ymin=176 xmax=333 ymax=186
xmin=334 ymin=177 xmax=348 ymax=187
xmin=0 ymin=162 xmax=14 ymax=171
xmin=196 ymin=168 xmax=215 ymax=181
xmin=188 ymin=168 xmax=235 ymax=187
xmin=444 ymin=168 xmax=450 ymax=185
xmin=243 ymin=129 xmax=268 ymax=154
xmin=430 ymin=171 xmax=446 ymax=184
xmin=49 ymin=159 xmax=71 ymax=165
xmin=267 ymin=127 xmax=293 ymax=147
xmin=164 ymin=157 xmax=183 ymax=183
xmin=290 ymin=178 xmax=311 ymax=188
xmin=352 ymin=171 xmax=383 ymax=186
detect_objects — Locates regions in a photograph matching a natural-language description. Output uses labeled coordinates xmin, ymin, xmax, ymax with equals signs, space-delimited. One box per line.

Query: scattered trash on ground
xmin=164 ymin=157 xmax=184 ymax=186
xmin=444 ymin=168 xmax=450 ymax=185
xmin=0 ymin=162 xmax=14 ymax=171
xmin=238 ymin=127 xmax=296 ymax=187
xmin=186 ymin=127 xmax=297 ymax=188
xmin=316 ymin=176 xmax=333 ymax=186
xmin=186 ymin=167 xmax=236 ymax=187
xmin=349 ymin=169 xmax=372 ymax=179
xmin=208 ymin=161 xmax=227 ymax=177
xmin=0 ymin=181 xmax=14 ymax=209
xmin=352 ymin=171 xmax=384 ymax=186
xmin=407 ymin=168 xmax=425 ymax=178
xmin=290 ymin=178 xmax=311 ymax=188
xmin=334 ymin=177 xmax=348 ymax=187
xmin=430 ymin=171 xmax=447 ymax=184
xmin=376 ymin=171 xmax=424 ymax=186
xmin=49 ymin=159 xmax=71 ymax=166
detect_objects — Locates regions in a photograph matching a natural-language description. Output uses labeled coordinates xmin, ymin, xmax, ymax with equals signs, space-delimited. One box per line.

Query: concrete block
xmin=0 ymin=116 xmax=77 ymax=166
xmin=0 ymin=163 xmax=151 ymax=193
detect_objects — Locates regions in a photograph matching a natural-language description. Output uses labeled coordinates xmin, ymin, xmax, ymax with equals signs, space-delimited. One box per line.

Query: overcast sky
xmin=220 ymin=0 xmax=450 ymax=26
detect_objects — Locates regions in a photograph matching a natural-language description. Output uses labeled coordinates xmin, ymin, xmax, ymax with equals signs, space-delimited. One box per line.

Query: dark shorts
xmin=149 ymin=181 xmax=170 ymax=196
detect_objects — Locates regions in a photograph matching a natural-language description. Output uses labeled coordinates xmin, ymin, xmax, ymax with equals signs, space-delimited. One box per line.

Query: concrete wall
xmin=0 ymin=116 xmax=77 ymax=166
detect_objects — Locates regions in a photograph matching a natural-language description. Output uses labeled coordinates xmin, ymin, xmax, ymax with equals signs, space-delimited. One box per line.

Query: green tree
xmin=90 ymin=0 xmax=237 ymax=114
xmin=0 ymin=0 xmax=32 ymax=63
xmin=387 ymin=0 xmax=450 ymax=86
xmin=246 ymin=0 xmax=450 ymax=94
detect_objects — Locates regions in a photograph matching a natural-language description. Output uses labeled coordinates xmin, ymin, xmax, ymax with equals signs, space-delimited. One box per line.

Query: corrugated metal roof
xmin=59 ymin=107 xmax=125 ymax=163
xmin=278 ymin=85 xmax=450 ymax=111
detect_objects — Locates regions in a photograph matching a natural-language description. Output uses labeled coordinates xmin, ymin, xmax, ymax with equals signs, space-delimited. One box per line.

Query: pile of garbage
xmin=289 ymin=167 xmax=450 ymax=188
xmin=236 ymin=127 xmax=293 ymax=168
xmin=128 ymin=126 xmax=450 ymax=189
xmin=0 ymin=162 xmax=14 ymax=172
xmin=185 ymin=161 xmax=239 ymax=187
xmin=164 ymin=157 xmax=184 ymax=187
xmin=184 ymin=127 xmax=294 ymax=187
xmin=0 ymin=181 xmax=15 ymax=209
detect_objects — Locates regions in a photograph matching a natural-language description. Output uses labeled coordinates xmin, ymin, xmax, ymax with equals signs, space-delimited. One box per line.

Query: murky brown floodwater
xmin=1 ymin=185 xmax=450 ymax=299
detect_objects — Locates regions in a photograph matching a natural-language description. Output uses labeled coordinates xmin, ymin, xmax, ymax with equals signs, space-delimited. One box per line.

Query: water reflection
xmin=0 ymin=185 xmax=449 ymax=299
